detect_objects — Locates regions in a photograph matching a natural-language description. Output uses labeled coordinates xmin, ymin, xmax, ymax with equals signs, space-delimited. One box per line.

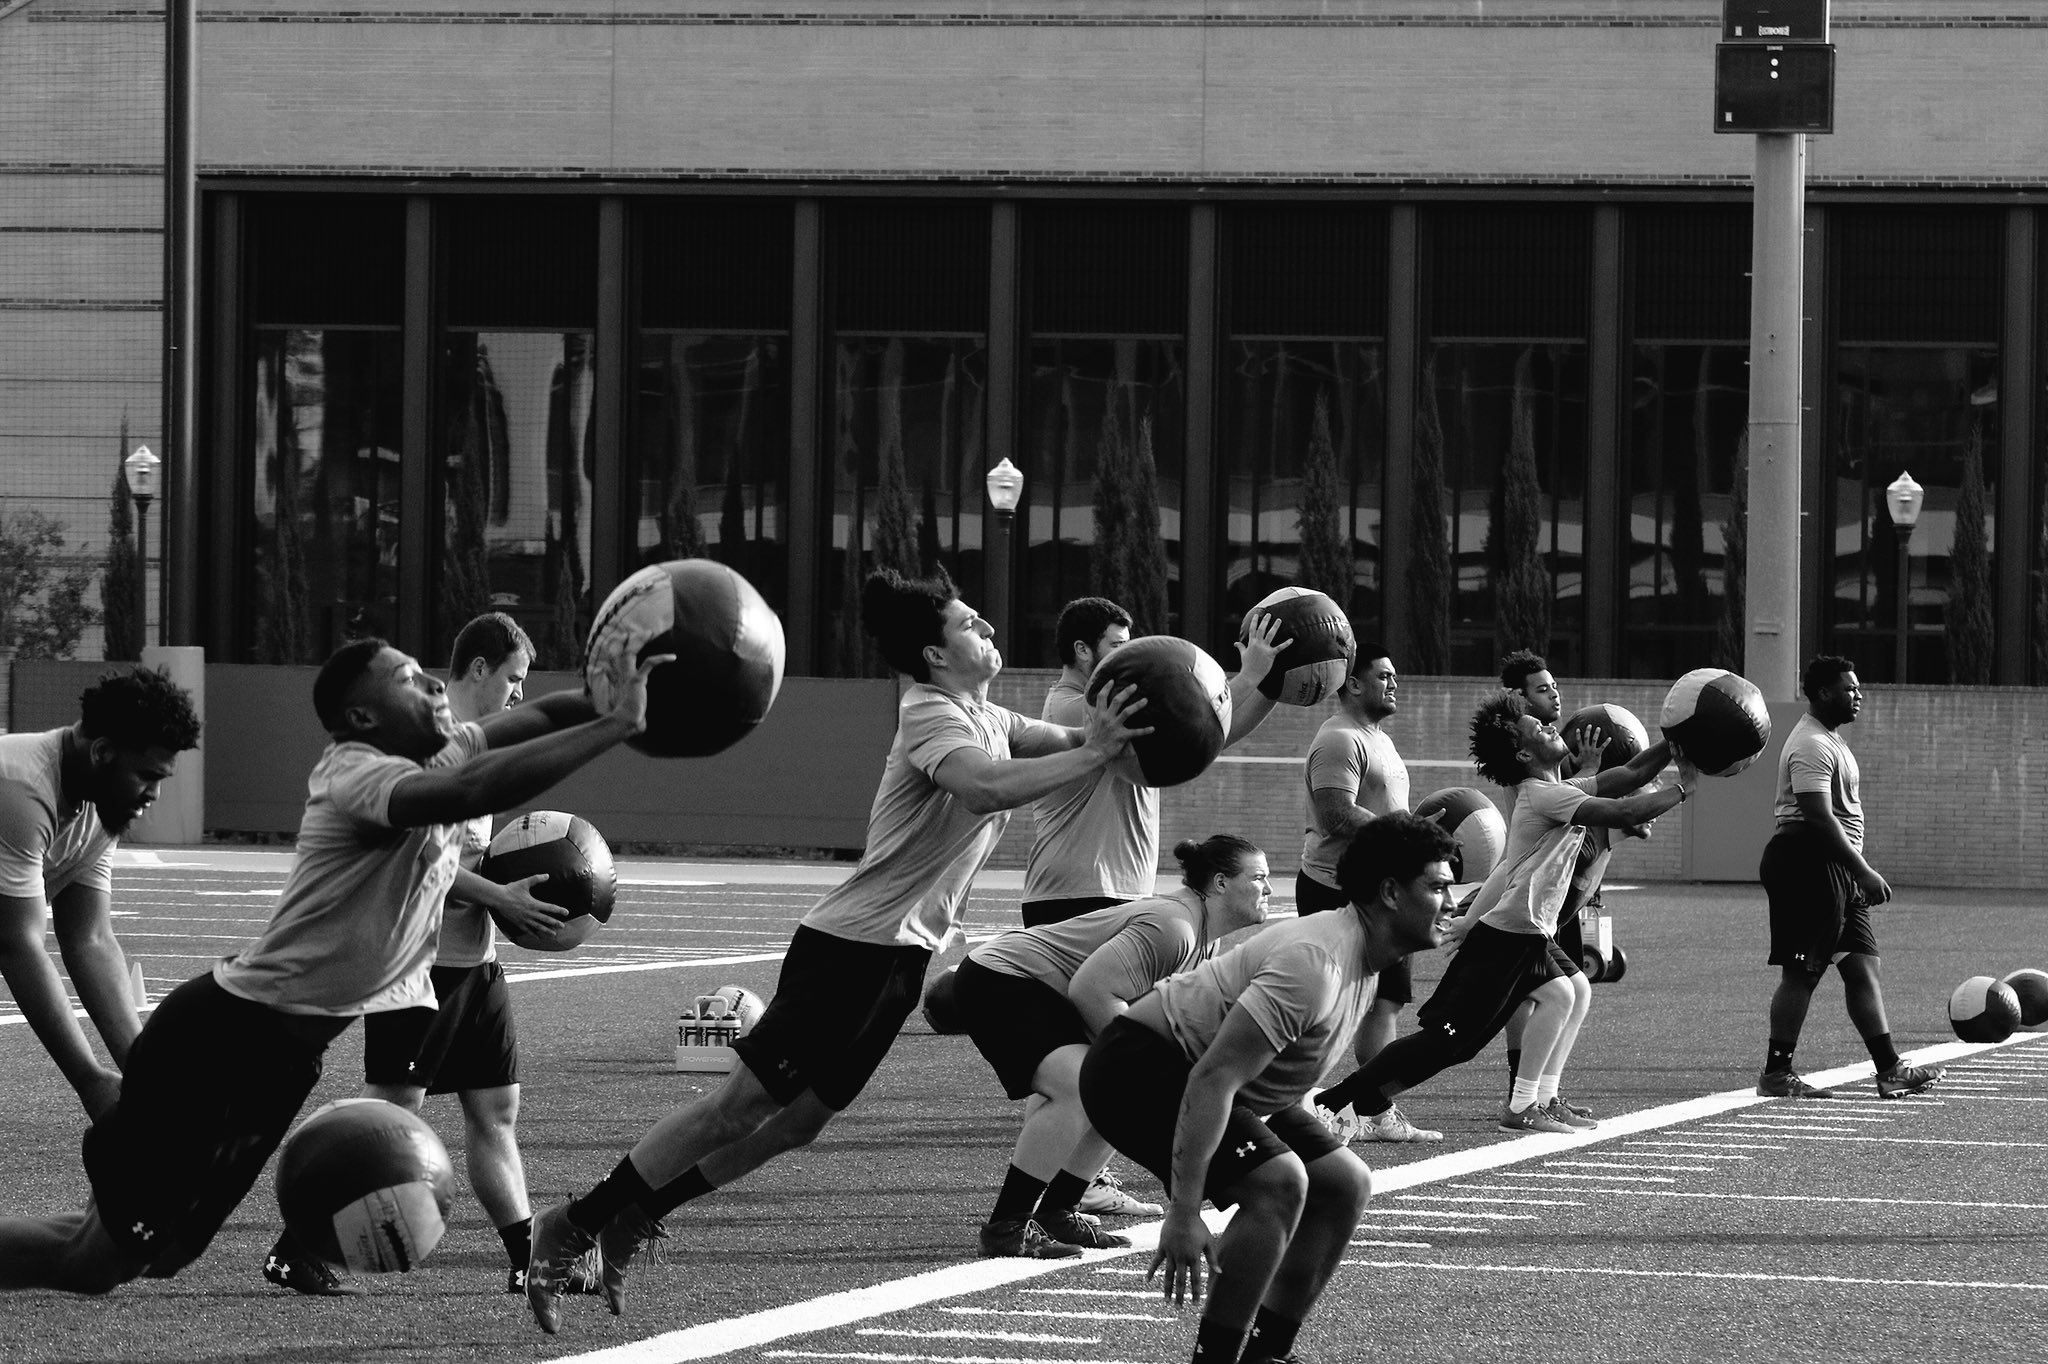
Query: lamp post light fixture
xmin=984 ymin=458 xmax=1025 ymax=658
xmin=1884 ymin=469 xmax=1924 ymax=685
xmin=124 ymin=444 xmax=161 ymax=650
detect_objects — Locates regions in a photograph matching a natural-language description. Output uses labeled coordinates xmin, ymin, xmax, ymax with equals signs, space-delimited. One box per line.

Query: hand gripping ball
xmin=1413 ymin=786 xmax=1508 ymax=885
xmin=276 ymin=1099 xmax=455 ymax=1273
xmin=1949 ymin=975 xmax=2022 ymax=1044
xmin=1659 ymin=669 xmax=1772 ymax=777
xmin=585 ymin=560 xmax=786 ymax=757
xmin=1562 ymin=702 xmax=1650 ymax=773
xmin=479 ymin=811 xmax=618 ymax=953
xmin=1239 ymin=587 xmax=1357 ymax=707
xmin=921 ymin=965 xmax=967 ymax=1035
xmin=1085 ymin=636 xmax=1233 ymax=788
xmin=2001 ymin=968 xmax=2048 ymax=1027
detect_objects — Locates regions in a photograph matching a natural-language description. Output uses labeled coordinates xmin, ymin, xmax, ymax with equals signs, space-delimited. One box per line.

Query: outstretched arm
xmin=933 ymin=684 xmax=1150 ymax=815
xmin=49 ymin=882 xmax=141 ymax=1069
xmin=0 ymin=892 xmax=121 ymax=1119
xmin=1223 ymin=613 xmax=1287 ymax=748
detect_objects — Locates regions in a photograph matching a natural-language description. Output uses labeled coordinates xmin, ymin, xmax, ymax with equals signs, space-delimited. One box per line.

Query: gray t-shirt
xmin=804 ymin=684 xmax=1064 ymax=952
xmin=1774 ymin=713 xmax=1864 ymax=850
xmin=0 ymin=728 xmax=114 ymax=901
xmin=1299 ymin=713 xmax=1408 ymax=890
xmin=214 ymin=722 xmax=486 ymax=1016
xmin=969 ymin=890 xmax=1210 ymax=998
xmin=1153 ymin=908 xmax=1381 ymax=1116
xmin=1472 ymin=772 xmax=1595 ymax=938
xmin=1021 ymin=678 xmax=1159 ymax=904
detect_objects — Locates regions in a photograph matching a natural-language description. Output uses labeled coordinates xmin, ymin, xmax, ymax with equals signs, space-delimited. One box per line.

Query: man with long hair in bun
xmin=954 ymin=833 xmax=1273 ymax=1259
xmin=526 ymin=567 xmax=1152 ymax=1336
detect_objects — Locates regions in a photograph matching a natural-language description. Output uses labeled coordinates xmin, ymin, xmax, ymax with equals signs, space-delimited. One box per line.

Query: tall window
xmin=822 ymin=202 xmax=988 ymax=676
xmin=1219 ymin=205 xmax=1387 ymax=652
xmin=1622 ymin=207 xmax=1752 ymax=680
xmin=1827 ymin=211 xmax=2002 ymax=683
xmin=633 ymin=200 xmax=792 ymax=646
xmin=1418 ymin=207 xmax=1590 ymax=675
xmin=244 ymin=196 xmax=405 ymax=663
xmin=1020 ymin=204 xmax=1187 ymax=662
xmin=437 ymin=199 xmax=599 ymax=669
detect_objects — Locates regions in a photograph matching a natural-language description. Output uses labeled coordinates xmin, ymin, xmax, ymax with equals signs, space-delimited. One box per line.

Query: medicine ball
xmin=276 ymin=1099 xmax=455 ymax=1274
xmin=1413 ymin=786 xmax=1509 ymax=884
xmin=479 ymin=811 xmax=617 ymax=953
xmin=1659 ymin=669 xmax=1771 ymax=777
xmin=1085 ymin=636 xmax=1232 ymax=788
xmin=1239 ymin=587 xmax=1357 ymax=707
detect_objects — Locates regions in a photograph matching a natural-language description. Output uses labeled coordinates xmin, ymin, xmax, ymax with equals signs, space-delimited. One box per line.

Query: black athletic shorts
xmin=362 ymin=960 xmax=518 ymax=1094
xmin=1295 ymin=871 xmax=1414 ymax=1005
xmin=731 ymin=924 xmax=930 ymax=1111
xmin=1078 ymin=1015 xmax=1342 ymax=1208
xmin=1021 ymin=895 xmax=1126 ymax=928
xmin=1553 ymin=910 xmax=1584 ymax=963
xmin=955 ymin=957 xmax=1091 ymax=1099
xmin=1415 ymin=921 xmax=1576 ymax=1044
xmin=1760 ymin=825 xmax=1879 ymax=971
xmin=83 ymin=972 xmax=350 ymax=1273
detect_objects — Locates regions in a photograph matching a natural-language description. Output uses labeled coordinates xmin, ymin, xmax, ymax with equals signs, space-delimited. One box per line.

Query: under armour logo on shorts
xmin=1235 ymin=1141 xmax=1258 ymax=1158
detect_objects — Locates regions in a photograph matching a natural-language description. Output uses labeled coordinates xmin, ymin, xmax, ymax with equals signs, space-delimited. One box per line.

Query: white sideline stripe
xmin=765 ymin=1353 xmax=1154 ymax=1363
xmin=1396 ymin=1195 xmax=1589 ymax=1206
xmin=1447 ymin=1184 xmax=2048 ymax=1209
xmin=939 ymin=1308 xmax=1169 ymax=1322
xmin=1345 ymin=1259 xmax=2048 ymax=1292
xmin=855 ymin=1329 xmax=1100 ymax=1344
xmin=1359 ymin=1209 xmax=1536 ymax=1220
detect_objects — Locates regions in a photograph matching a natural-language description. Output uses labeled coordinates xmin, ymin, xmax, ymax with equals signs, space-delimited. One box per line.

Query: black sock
xmin=1039 ymin=1170 xmax=1091 ymax=1216
xmin=1506 ymin=1048 xmax=1523 ymax=1083
xmin=1864 ymin=1032 xmax=1900 ymax=1072
xmin=646 ymin=1165 xmax=717 ymax=1220
xmin=1191 ymin=1317 xmax=1247 ymax=1364
xmin=1319 ymin=1076 xmax=1392 ymax=1118
xmin=1245 ymin=1305 xmax=1302 ymax=1362
xmin=1765 ymin=1038 xmax=1797 ymax=1073
xmin=991 ymin=1165 xmax=1050 ymax=1224
xmin=497 ymin=1216 xmax=533 ymax=1269
xmin=567 ymin=1156 xmax=656 ymax=1234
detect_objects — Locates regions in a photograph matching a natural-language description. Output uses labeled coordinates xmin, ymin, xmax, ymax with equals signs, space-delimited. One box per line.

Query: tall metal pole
xmin=1744 ymin=132 xmax=1806 ymax=701
xmin=1893 ymin=525 xmax=1913 ymax=683
xmin=134 ymin=498 xmax=151 ymax=646
xmin=163 ymin=0 xmax=199 ymax=646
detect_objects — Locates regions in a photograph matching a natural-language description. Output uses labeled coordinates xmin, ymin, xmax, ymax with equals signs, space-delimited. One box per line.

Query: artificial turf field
xmin=1 ymin=851 xmax=2042 ymax=1364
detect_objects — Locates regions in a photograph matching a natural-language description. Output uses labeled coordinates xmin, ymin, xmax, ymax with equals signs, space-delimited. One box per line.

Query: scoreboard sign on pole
xmin=1715 ymin=0 xmax=1834 ymax=134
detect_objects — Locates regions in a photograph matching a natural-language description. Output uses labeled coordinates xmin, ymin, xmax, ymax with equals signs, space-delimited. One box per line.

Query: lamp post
xmin=1884 ymin=469 xmax=1923 ymax=684
xmin=984 ymin=457 xmax=1024 ymax=659
xmin=124 ymin=444 xmax=161 ymax=650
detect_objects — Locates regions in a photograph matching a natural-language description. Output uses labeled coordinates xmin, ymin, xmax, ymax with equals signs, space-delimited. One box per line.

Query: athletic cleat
xmin=1497 ymin=1103 xmax=1575 ymax=1135
xmin=1305 ymin=1088 xmax=1365 ymax=1144
xmin=1358 ymin=1105 xmax=1444 ymax=1143
xmin=527 ymin=1203 xmax=598 ymax=1335
xmin=1876 ymin=1060 xmax=1944 ymax=1098
xmin=262 ymin=1233 xmax=364 ymax=1297
xmin=1075 ymin=1169 xmax=1161 ymax=1218
xmin=1554 ymin=1094 xmax=1595 ymax=1120
xmin=1036 ymin=1208 xmax=1132 ymax=1250
xmin=596 ymin=1205 xmax=668 ymax=1316
xmin=507 ymin=1266 xmax=526 ymax=1294
xmin=1543 ymin=1098 xmax=1598 ymax=1130
xmin=1756 ymin=1069 xmax=1836 ymax=1099
xmin=979 ymin=1217 xmax=1082 ymax=1259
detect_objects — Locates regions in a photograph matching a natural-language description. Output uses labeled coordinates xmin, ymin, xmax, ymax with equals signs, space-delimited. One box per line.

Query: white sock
xmin=1510 ymin=1077 xmax=1540 ymax=1112
xmin=1535 ymin=1074 xmax=1561 ymax=1106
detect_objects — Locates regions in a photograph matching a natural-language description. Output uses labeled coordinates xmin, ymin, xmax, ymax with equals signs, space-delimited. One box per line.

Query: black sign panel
xmin=1713 ymin=43 xmax=1835 ymax=134
xmin=1724 ymin=0 xmax=1829 ymax=42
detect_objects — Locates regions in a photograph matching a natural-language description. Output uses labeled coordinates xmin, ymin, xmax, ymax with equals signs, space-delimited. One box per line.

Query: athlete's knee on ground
xmin=53 ymin=1222 xmax=141 ymax=1295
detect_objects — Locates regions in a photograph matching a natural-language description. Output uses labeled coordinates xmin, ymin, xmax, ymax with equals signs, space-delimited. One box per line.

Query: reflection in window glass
xmin=248 ymin=328 xmax=403 ymax=663
xmin=1828 ymin=346 xmax=1999 ymax=683
xmin=824 ymin=336 xmax=988 ymax=677
xmin=630 ymin=333 xmax=789 ymax=611
xmin=438 ymin=331 xmax=596 ymax=669
xmin=1019 ymin=340 xmax=1185 ymax=662
xmin=1219 ymin=341 xmax=1384 ymax=642
xmin=1623 ymin=344 xmax=1748 ymax=679
xmin=1420 ymin=342 xmax=1587 ymax=675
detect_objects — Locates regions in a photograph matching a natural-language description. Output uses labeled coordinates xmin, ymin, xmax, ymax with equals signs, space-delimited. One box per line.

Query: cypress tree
xmin=101 ymin=419 xmax=142 ymax=661
xmin=1715 ymin=431 xmax=1750 ymax=673
xmin=1408 ymin=352 xmax=1453 ymax=673
xmin=1296 ymin=389 xmax=1353 ymax=606
xmin=1946 ymin=419 xmax=1995 ymax=684
xmin=1493 ymin=347 xmax=1551 ymax=656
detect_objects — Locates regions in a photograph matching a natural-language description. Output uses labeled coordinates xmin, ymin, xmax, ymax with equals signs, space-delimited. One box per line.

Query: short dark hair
xmin=313 ymin=637 xmax=390 ymax=735
xmin=79 ymin=667 xmax=202 ymax=754
xmin=450 ymin=611 xmax=535 ymax=678
xmin=1054 ymin=597 xmax=1132 ymax=668
xmin=1335 ymin=812 xmax=1458 ymax=909
xmin=1802 ymin=654 xmax=1856 ymax=704
xmin=1499 ymin=649 xmax=1548 ymax=693
xmin=1173 ymin=834 xmax=1263 ymax=890
xmin=861 ymin=567 xmax=959 ymax=682
xmin=1469 ymin=690 xmax=1532 ymax=787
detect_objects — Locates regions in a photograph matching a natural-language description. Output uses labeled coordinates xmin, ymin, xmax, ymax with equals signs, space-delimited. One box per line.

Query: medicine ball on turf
xmin=1949 ymin=975 xmax=2022 ymax=1044
xmin=922 ymin=965 xmax=966 ymax=1035
xmin=1085 ymin=636 xmax=1232 ymax=788
xmin=276 ymin=1099 xmax=455 ymax=1273
xmin=585 ymin=559 xmax=786 ymax=757
xmin=479 ymin=811 xmax=617 ymax=952
xmin=1562 ymin=702 xmax=1650 ymax=772
xmin=1239 ymin=587 xmax=1357 ymax=706
xmin=1659 ymin=668 xmax=1771 ymax=777
xmin=1413 ymin=786 xmax=1508 ymax=884
xmin=2002 ymin=968 xmax=2048 ymax=1027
